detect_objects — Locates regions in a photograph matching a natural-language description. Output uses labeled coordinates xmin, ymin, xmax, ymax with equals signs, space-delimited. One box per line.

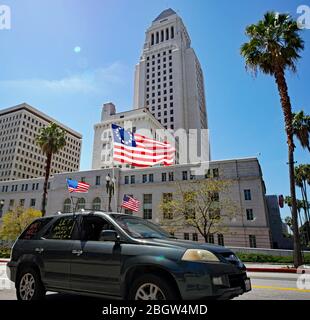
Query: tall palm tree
xmin=285 ymin=196 xmax=307 ymax=244
xmin=295 ymin=164 xmax=310 ymax=238
xmin=241 ymin=12 xmax=304 ymax=267
xmin=292 ymin=111 xmax=310 ymax=152
xmin=36 ymin=123 xmax=66 ymax=216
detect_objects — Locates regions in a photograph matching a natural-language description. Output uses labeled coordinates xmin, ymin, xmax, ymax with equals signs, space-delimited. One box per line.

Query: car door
xmin=70 ymin=215 xmax=122 ymax=296
xmin=16 ymin=217 xmax=54 ymax=281
xmin=39 ymin=215 xmax=78 ymax=290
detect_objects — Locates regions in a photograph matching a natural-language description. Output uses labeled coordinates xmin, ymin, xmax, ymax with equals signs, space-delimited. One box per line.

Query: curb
xmin=0 ymin=259 xmax=9 ymax=263
xmin=246 ymin=267 xmax=297 ymax=274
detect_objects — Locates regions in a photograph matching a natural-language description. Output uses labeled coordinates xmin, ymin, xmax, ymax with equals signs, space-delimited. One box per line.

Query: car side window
xmin=80 ymin=216 xmax=114 ymax=241
xmin=19 ymin=218 xmax=53 ymax=240
xmin=45 ymin=216 xmax=76 ymax=240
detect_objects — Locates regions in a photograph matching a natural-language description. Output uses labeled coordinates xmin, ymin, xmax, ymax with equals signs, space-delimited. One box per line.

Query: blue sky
xmin=0 ymin=0 xmax=309 ymax=219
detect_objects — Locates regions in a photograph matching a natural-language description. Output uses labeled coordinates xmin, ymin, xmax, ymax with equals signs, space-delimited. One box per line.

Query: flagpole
xmin=111 ymin=125 xmax=118 ymax=212
xmin=112 ymin=160 xmax=116 ymax=212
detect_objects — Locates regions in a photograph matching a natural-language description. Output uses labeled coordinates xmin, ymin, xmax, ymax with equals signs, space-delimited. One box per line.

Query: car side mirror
xmin=99 ymin=230 xmax=120 ymax=242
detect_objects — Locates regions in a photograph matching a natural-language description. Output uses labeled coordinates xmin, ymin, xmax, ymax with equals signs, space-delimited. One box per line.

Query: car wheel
xmin=16 ymin=267 xmax=46 ymax=301
xmin=129 ymin=274 xmax=178 ymax=300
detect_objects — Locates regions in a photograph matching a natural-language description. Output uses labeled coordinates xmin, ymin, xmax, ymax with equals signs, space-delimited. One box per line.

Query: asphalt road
xmin=1 ymin=263 xmax=310 ymax=300
xmin=234 ymin=272 xmax=310 ymax=300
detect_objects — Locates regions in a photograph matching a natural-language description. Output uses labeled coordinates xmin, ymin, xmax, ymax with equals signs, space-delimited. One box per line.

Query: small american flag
xmin=112 ymin=124 xmax=175 ymax=167
xmin=122 ymin=195 xmax=140 ymax=212
xmin=66 ymin=178 xmax=90 ymax=193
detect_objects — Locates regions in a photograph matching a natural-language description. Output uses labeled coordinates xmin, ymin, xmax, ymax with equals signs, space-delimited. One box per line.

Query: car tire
xmin=16 ymin=267 xmax=46 ymax=301
xmin=129 ymin=274 xmax=178 ymax=300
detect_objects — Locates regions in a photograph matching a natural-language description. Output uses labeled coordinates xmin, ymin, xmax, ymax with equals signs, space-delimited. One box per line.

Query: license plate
xmin=244 ymin=279 xmax=251 ymax=291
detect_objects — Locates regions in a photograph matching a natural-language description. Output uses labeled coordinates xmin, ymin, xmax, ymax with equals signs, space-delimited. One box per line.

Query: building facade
xmin=0 ymin=103 xmax=82 ymax=181
xmin=0 ymin=157 xmax=271 ymax=248
xmin=133 ymin=8 xmax=208 ymax=131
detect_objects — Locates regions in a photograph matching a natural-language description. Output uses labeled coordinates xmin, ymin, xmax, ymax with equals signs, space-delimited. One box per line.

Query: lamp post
xmin=106 ymin=174 xmax=115 ymax=212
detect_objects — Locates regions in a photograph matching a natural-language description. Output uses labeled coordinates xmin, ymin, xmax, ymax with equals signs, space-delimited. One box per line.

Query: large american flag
xmin=112 ymin=124 xmax=175 ymax=167
xmin=121 ymin=195 xmax=140 ymax=212
xmin=66 ymin=178 xmax=90 ymax=193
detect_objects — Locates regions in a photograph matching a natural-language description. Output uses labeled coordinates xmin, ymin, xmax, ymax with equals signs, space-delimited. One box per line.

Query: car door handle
xmin=72 ymin=249 xmax=83 ymax=256
xmin=35 ymin=248 xmax=44 ymax=254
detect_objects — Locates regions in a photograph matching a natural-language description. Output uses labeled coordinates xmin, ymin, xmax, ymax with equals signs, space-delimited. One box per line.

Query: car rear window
xmin=20 ymin=218 xmax=53 ymax=240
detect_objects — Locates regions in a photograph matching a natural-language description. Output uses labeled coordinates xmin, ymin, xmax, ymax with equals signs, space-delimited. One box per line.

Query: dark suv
xmin=7 ymin=211 xmax=251 ymax=300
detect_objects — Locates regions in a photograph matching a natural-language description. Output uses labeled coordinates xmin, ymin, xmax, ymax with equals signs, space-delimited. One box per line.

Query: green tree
xmin=35 ymin=123 xmax=66 ymax=216
xmin=241 ymin=12 xmax=304 ymax=267
xmin=0 ymin=207 xmax=42 ymax=241
xmin=292 ymin=111 xmax=310 ymax=152
xmin=295 ymin=164 xmax=310 ymax=234
xmin=285 ymin=196 xmax=310 ymax=246
xmin=159 ymin=179 xmax=239 ymax=243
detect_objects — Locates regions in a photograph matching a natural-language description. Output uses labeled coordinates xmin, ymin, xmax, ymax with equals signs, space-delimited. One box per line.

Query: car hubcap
xmin=19 ymin=273 xmax=35 ymax=300
xmin=135 ymin=283 xmax=166 ymax=300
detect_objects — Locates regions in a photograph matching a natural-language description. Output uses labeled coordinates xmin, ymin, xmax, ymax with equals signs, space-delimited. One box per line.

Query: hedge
xmin=237 ymin=252 xmax=310 ymax=264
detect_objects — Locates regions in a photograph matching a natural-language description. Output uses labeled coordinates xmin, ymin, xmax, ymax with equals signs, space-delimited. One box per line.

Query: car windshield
xmin=111 ymin=215 xmax=174 ymax=239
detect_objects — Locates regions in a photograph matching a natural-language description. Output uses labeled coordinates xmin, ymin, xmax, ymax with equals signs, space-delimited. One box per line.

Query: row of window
xmin=182 ymin=233 xmax=224 ymax=245
xmin=63 ymin=197 xmax=101 ymax=212
xmin=0 ymin=174 xmax=104 ymax=192
xmin=146 ymin=86 xmax=173 ymax=97
xmin=150 ymin=26 xmax=174 ymax=46
xmin=1 ymin=182 xmax=47 ymax=193
xmin=182 ymin=233 xmax=257 ymax=247
xmin=0 ymin=198 xmax=37 ymax=217
xmin=150 ymin=101 xmax=174 ymax=111
xmin=124 ymin=169 xmax=221 ymax=185
xmin=146 ymin=55 xmax=172 ymax=67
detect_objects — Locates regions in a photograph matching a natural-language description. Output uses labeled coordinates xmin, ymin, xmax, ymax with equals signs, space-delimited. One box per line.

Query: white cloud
xmin=0 ymin=62 xmax=128 ymax=95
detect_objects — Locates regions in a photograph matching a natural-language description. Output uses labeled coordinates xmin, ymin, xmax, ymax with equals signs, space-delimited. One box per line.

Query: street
xmin=235 ymin=272 xmax=310 ymax=300
xmin=1 ymin=263 xmax=310 ymax=300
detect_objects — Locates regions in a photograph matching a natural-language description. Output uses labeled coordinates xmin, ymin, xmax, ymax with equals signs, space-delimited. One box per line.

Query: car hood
xmin=140 ymin=237 xmax=233 ymax=254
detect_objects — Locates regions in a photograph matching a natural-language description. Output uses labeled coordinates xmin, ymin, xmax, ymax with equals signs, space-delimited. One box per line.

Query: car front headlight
xmin=181 ymin=249 xmax=220 ymax=263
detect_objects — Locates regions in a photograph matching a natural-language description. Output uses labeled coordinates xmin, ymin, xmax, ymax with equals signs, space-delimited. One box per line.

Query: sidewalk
xmin=245 ymin=263 xmax=310 ymax=273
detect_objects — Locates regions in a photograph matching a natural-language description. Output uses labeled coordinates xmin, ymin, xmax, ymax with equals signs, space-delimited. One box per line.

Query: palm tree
xmin=284 ymin=196 xmax=309 ymax=245
xmin=35 ymin=123 xmax=66 ymax=216
xmin=295 ymin=164 xmax=310 ymax=240
xmin=292 ymin=111 xmax=310 ymax=152
xmin=241 ymin=12 xmax=304 ymax=267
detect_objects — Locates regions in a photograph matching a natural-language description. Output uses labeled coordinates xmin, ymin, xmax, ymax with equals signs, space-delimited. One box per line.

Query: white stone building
xmin=0 ymin=157 xmax=271 ymax=248
xmin=0 ymin=103 xmax=82 ymax=181
xmin=0 ymin=9 xmax=273 ymax=249
xmin=133 ymin=8 xmax=208 ymax=131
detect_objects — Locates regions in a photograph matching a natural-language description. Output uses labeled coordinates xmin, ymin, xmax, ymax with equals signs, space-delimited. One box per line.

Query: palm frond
xmin=241 ymin=11 xmax=304 ymax=76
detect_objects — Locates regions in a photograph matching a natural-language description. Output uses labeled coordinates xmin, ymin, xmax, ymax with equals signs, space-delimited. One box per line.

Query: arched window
xmin=92 ymin=197 xmax=101 ymax=210
xmin=161 ymin=30 xmax=164 ymax=42
xmin=76 ymin=198 xmax=86 ymax=210
xmin=63 ymin=198 xmax=71 ymax=213
xmin=156 ymin=31 xmax=159 ymax=44
xmin=151 ymin=33 xmax=154 ymax=45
